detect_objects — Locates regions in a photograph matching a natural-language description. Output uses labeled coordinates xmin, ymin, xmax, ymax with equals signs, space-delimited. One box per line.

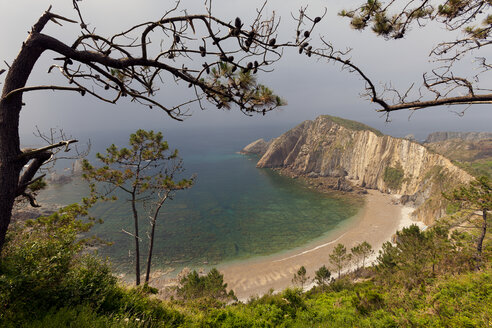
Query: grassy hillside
xmin=425 ymin=138 xmax=492 ymax=178
xmin=2 ymin=197 xmax=490 ymax=327
xmin=321 ymin=115 xmax=384 ymax=136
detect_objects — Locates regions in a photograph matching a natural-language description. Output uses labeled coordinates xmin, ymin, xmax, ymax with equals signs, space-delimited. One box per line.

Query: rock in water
xmin=241 ymin=138 xmax=272 ymax=156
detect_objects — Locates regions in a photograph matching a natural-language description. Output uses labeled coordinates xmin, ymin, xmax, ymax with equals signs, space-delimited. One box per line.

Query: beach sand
xmin=218 ymin=189 xmax=418 ymax=300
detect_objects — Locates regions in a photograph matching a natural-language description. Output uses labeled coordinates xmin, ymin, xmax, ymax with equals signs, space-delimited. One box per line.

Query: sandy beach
xmin=218 ymin=189 xmax=419 ymax=300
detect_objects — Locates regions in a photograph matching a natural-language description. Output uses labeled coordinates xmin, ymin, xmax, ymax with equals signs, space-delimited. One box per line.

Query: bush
xmin=0 ymin=204 xmax=184 ymax=327
xmin=351 ymin=289 xmax=385 ymax=315
xmin=383 ymin=164 xmax=404 ymax=190
xmin=0 ymin=204 xmax=98 ymax=319
xmin=177 ymin=268 xmax=236 ymax=303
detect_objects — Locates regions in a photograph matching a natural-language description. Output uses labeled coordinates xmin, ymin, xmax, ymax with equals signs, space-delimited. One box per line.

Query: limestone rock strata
xmin=240 ymin=138 xmax=271 ymax=156
xmin=243 ymin=115 xmax=473 ymax=223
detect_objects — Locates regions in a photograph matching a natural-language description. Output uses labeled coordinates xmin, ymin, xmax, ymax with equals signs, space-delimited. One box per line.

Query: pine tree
xmin=329 ymin=244 xmax=351 ymax=279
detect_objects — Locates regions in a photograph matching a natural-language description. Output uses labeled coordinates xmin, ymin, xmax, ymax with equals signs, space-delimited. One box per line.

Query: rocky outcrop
xmin=45 ymin=159 xmax=85 ymax=185
xmin=240 ymin=138 xmax=271 ymax=156
xmin=242 ymin=115 xmax=474 ymax=224
xmin=11 ymin=203 xmax=60 ymax=223
xmin=425 ymin=131 xmax=492 ymax=143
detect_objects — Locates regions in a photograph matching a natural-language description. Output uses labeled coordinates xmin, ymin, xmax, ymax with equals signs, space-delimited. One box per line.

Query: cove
xmin=35 ymin=126 xmax=361 ymax=275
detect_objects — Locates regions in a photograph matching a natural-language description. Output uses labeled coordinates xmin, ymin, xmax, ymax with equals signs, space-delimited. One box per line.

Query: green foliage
xmin=0 ymin=204 xmax=98 ymax=319
xmin=444 ymin=175 xmax=491 ymax=269
xmin=2 ymin=206 xmax=490 ymax=327
xmin=424 ymin=270 xmax=492 ymax=327
xmin=0 ymin=202 xmax=184 ymax=327
xmin=351 ymin=241 xmax=374 ymax=270
xmin=177 ymin=268 xmax=236 ymax=302
xmin=26 ymin=177 xmax=47 ymax=193
xmin=321 ymin=115 xmax=384 ymax=136
xmin=329 ymin=243 xmax=352 ymax=279
xmin=445 ymin=175 xmax=492 ymax=213
xmin=6 ymin=306 xmax=122 ymax=328
xmin=376 ymin=224 xmax=481 ymax=290
xmin=351 ymin=289 xmax=385 ymax=315
xmin=383 ymin=163 xmax=404 ymax=190
xmin=313 ymin=265 xmax=331 ymax=290
xmin=83 ymin=130 xmax=192 ymax=195
xmin=83 ymin=129 xmax=194 ymax=285
xmin=445 ymin=201 xmax=461 ymax=214
xmin=292 ymin=265 xmax=309 ymax=288
xmin=205 ymin=62 xmax=286 ymax=112
xmin=216 ymin=268 xmax=488 ymax=327
xmin=281 ymin=288 xmax=306 ymax=317
xmin=455 ymin=159 xmax=492 ymax=179
xmin=339 ymin=0 xmax=480 ymax=40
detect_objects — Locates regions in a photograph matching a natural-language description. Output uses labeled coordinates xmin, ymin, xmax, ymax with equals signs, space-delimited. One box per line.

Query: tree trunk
xmin=476 ymin=209 xmax=487 ymax=270
xmin=145 ymin=216 xmax=157 ymax=285
xmin=131 ymin=194 xmax=141 ymax=286
xmin=0 ymin=33 xmax=46 ymax=252
xmin=0 ymin=99 xmax=22 ymax=251
xmin=145 ymin=194 xmax=167 ymax=284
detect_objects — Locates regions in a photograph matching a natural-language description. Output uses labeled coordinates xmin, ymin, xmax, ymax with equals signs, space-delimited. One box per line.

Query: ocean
xmin=34 ymin=125 xmax=361 ymax=275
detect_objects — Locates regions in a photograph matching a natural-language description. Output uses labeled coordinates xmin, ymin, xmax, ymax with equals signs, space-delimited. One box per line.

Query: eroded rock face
xmin=246 ymin=115 xmax=474 ymax=224
xmin=241 ymin=138 xmax=271 ymax=156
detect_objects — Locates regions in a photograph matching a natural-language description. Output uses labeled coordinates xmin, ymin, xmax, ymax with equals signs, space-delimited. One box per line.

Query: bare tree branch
xmin=0 ymin=0 xmax=323 ymax=251
xmin=312 ymin=0 xmax=492 ymax=114
xmin=3 ymin=85 xmax=84 ymax=100
xmin=19 ymin=139 xmax=78 ymax=161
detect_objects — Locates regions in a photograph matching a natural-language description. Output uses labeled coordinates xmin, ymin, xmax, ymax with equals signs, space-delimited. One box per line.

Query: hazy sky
xmin=1 ymin=0 xmax=491 ymax=141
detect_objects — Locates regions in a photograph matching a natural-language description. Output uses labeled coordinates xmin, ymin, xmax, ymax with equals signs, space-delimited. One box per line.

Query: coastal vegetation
xmin=291 ymin=266 xmax=309 ymax=289
xmin=313 ymin=265 xmax=331 ymax=291
xmin=1 ymin=1 xmax=491 ymax=326
xmin=351 ymin=241 xmax=374 ymax=270
xmin=329 ymin=244 xmax=352 ymax=279
xmin=444 ymin=175 xmax=491 ymax=270
xmin=0 ymin=0 xmax=299 ymax=254
xmin=425 ymin=137 xmax=492 ymax=179
xmin=82 ymin=130 xmax=193 ymax=286
xmin=320 ymin=115 xmax=383 ymax=136
xmin=1 ymin=191 xmax=490 ymax=327
xmin=383 ymin=163 xmax=405 ymax=190
xmin=2 ymin=177 xmax=489 ymax=327
xmin=4 ymin=120 xmax=488 ymax=327
xmin=176 ymin=268 xmax=236 ymax=302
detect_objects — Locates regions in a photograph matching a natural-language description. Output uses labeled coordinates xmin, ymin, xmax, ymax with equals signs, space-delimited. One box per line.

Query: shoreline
xmin=218 ymin=189 xmax=423 ymax=301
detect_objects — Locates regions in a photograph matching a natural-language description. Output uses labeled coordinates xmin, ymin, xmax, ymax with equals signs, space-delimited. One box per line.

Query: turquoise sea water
xmin=35 ymin=126 xmax=360 ymax=274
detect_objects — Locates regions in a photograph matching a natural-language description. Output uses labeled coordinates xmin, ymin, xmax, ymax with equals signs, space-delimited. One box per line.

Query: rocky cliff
xmin=240 ymin=138 xmax=271 ymax=156
xmin=243 ymin=115 xmax=474 ymax=224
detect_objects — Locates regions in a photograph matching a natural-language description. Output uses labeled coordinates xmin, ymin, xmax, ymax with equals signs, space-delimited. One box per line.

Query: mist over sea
xmin=33 ymin=124 xmax=360 ymax=275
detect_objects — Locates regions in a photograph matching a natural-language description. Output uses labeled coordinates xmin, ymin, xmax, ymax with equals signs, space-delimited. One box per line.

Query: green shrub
xmin=177 ymin=268 xmax=236 ymax=302
xmin=0 ymin=204 xmax=98 ymax=319
xmin=383 ymin=163 xmax=405 ymax=190
xmin=280 ymin=288 xmax=306 ymax=318
xmin=351 ymin=289 xmax=385 ymax=315
xmin=0 ymin=204 xmax=184 ymax=327
xmin=14 ymin=306 xmax=122 ymax=328
xmin=321 ymin=115 xmax=384 ymax=136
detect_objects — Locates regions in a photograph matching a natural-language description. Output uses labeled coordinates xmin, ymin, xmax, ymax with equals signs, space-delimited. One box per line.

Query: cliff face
xmin=243 ymin=116 xmax=474 ymax=223
xmin=240 ymin=138 xmax=271 ymax=156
